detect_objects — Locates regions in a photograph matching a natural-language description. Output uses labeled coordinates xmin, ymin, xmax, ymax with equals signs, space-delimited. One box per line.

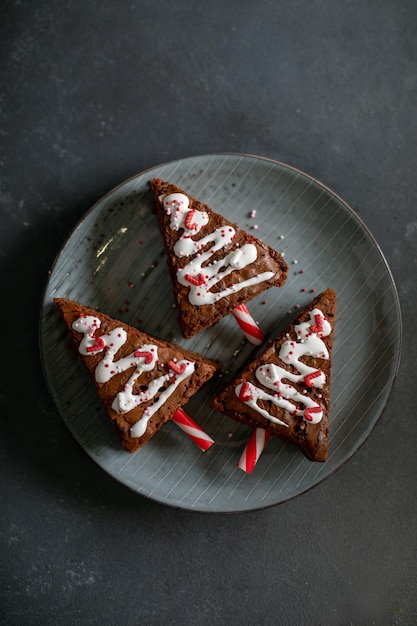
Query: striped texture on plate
xmin=40 ymin=154 xmax=401 ymax=512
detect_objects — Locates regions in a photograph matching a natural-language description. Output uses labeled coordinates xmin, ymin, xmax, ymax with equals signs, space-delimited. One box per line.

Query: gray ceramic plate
xmin=40 ymin=154 xmax=401 ymax=512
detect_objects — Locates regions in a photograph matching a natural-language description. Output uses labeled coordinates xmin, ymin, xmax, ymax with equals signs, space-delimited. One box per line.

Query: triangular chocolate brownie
xmin=210 ymin=289 xmax=336 ymax=462
xmin=54 ymin=298 xmax=220 ymax=453
xmin=150 ymin=178 xmax=288 ymax=339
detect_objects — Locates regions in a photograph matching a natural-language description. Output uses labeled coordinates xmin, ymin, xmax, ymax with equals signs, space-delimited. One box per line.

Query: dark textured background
xmin=1 ymin=1 xmax=416 ymax=623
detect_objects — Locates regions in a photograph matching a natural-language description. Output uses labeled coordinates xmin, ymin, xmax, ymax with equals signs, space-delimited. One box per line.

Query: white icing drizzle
xmin=126 ymin=360 xmax=195 ymax=437
xmin=162 ymin=193 xmax=275 ymax=306
xmin=235 ymin=382 xmax=289 ymax=427
xmin=235 ymin=308 xmax=331 ymax=425
xmin=72 ymin=315 xmax=195 ymax=439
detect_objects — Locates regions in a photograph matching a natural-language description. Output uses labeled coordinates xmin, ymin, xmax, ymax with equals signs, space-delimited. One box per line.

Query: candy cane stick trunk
xmin=237 ymin=428 xmax=271 ymax=473
xmin=232 ymin=304 xmax=265 ymax=345
xmin=173 ymin=408 xmax=214 ymax=452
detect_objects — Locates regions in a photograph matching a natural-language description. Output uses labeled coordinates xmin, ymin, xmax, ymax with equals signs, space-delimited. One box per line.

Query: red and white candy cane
xmin=172 ymin=408 xmax=214 ymax=452
xmin=237 ymin=427 xmax=271 ymax=473
xmin=232 ymin=303 xmax=265 ymax=346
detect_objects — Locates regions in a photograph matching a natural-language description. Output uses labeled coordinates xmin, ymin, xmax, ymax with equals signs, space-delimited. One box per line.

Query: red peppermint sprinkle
xmin=304 ymin=406 xmax=321 ymax=422
xmin=239 ymin=382 xmax=253 ymax=402
xmin=185 ymin=273 xmax=206 ymax=286
xmin=184 ymin=209 xmax=198 ymax=230
xmin=310 ymin=314 xmax=324 ymax=334
xmin=304 ymin=371 xmax=321 ymax=387
xmin=168 ymin=360 xmax=187 ymax=374
xmin=133 ymin=350 xmax=154 ymax=364
xmin=86 ymin=336 xmax=105 ymax=353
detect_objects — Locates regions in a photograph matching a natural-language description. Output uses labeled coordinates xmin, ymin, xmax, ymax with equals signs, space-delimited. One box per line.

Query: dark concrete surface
xmin=1 ymin=1 xmax=416 ymax=624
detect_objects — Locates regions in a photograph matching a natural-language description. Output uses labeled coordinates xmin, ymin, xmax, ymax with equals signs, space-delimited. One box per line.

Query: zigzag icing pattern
xmin=235 ymin=308 xmax=331 ymax=425
xmin=162 ymin=192 xmax=275 ymax=306
xmin=72 ymin=315 xmax=195 ymax=438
